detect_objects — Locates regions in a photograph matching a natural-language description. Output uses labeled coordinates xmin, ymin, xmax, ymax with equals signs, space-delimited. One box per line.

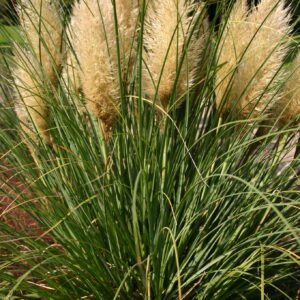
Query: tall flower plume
xmin=216 ymin=0 xmax=291 ymax=120
xmin=14 ymin=47 xmax=50 ymax=144
xmin=143 ymin=0 xmax=208 ymax=110
xmin=69 ymin=0 xmax=138 ymax=133
xmin=18 ymin=0 xmax=63 ymax=83
xmin=215 ymin=0 xmax=248 ymax=114
xmin=14 ymin=0 xmax=63 ymax=144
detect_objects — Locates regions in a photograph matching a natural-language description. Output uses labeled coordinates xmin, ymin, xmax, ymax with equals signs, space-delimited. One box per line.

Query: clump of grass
xmin=0 ymin=0 xmax=299 ymax=299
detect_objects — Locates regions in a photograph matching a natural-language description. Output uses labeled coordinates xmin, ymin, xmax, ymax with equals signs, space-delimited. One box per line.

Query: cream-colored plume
xmin=14 ymin=47 xmax=50 ymax=144
xmin=143 ymin=0 xmax=208 ymax=110
xmin=215 ymin=0 xmax=248 ymax=113
xmin=216 ymin=0 xmax=290 ymax=119
xmin=278 ymin=51 xmax=300 ymax=126
xmin=70 ymin=0 xmax=138 ymax=132
xmin=15 ymin=0 xmax=63 ymax=144
xmin=18 ymin=0 xmax=63 ymax=83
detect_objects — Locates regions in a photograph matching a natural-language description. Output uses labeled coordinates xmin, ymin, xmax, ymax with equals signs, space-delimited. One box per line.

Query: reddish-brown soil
xmin=0 ymin=168 xmax=42 ymax=235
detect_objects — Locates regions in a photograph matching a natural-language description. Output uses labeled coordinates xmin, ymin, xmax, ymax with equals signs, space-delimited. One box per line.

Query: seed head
xmin=143 ymin=0 xmax=208 ymax=110
xmin=216 ymin=0 xmax=291 ymax=120
xmin=19 ymin=0 xmax=63 ymax=83
xmin=216 ymin=0 xmax=248 ymax=113
xmin=14 ymin=46 xmax=50 ymax=144
xmin=70 ymin=0 xmax=138 ymax=130
xmin=14 ymin=0 xmax=63 ymax=144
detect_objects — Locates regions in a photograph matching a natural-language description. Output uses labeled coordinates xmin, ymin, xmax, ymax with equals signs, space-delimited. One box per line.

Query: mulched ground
xmin=0 ymin=168 xmax=42 ymax=235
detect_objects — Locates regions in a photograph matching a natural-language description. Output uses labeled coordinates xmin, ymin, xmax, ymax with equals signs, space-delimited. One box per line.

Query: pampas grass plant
xmin=0 ymin=0 xmax=299 ymax=299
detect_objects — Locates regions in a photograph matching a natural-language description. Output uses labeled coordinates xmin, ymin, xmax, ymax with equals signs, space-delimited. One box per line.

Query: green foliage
xmin=0 ymin=1 xmax=299 ymax=299
xmin=0 ymin=25 xmax=21 ymax=48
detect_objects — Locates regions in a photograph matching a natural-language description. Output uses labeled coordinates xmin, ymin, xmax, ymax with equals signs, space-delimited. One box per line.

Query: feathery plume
xmin=216 ymin=0 xmax=291 ymax=119
xmin=14 ymin=0 xmax=63 ymax=144
xmin=14 ymin=47 xmax=50 ymax=144
xmin=70 ymin=0 xmax=138 ymax=132
xmin=143 ymin=0 xmax=208 ymax=110
xmin=215 ymin=0 xmax=248 ymax=113
xmin=278 ymin=51 xmax=300 ymax=126
xmin=19 ymin=0 xmax=63 ymax=83
xmin=234 ymin=0 xmax=290 ymax=119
